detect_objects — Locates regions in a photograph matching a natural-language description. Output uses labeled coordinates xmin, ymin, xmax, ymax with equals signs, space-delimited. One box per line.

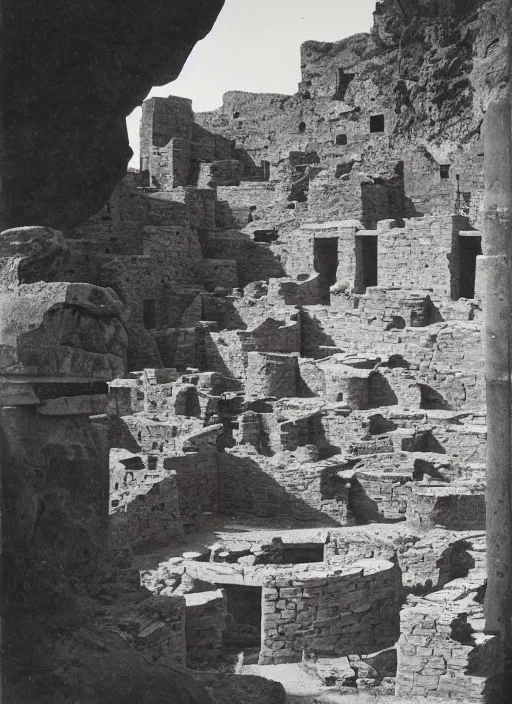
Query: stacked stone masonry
xmin=3 ymin=2 xmax=508 ymax=703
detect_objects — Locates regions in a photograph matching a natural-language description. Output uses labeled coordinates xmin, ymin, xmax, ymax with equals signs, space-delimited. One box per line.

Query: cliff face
xmin=195 ymin=0 xmax=507 ymax=228
xmin=2 ymin=0 xmax=224 ymax=229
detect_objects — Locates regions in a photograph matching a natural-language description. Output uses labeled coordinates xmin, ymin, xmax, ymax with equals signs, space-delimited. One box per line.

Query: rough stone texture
xmin=2 ymin=1 xmax=508 ymax=702
xmin=185 ymin=590 xmax=228 ymax=666
xmin=0 ymin=226 xmax=69 ymax=286
xmin=396 ymin=582 xmax=503 ymax=700
xmin=195 ymin=0 xmax=505 ymax=230
xmin=2 ymin=0 xmax=225 ymax=228
xmin=0 ymin=281 xmax=128 ymax=380
xmin=259 ymin=558 xmax=401 ymax=665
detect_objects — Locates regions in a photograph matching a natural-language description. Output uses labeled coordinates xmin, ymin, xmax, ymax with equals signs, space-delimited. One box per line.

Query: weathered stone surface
xmin=2 ymin=0 xmax=225 ymax=228
xmin=199 ymin=672 xmax=286 ymax=704
xmin=37 ymin=393 xmax=108 ymax=416
xmin=0 ymin=381 xmax=39 ymax=405
xmin=0 ymin=227 xmax=69 ymax=286
xmin=2 ymin=2 xmax=507 ymax=702
xmin=0 ymin=282 xmax=128 ymax=380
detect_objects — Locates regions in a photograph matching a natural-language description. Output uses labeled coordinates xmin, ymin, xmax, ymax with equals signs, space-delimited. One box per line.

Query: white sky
xmin=126 ymin=0 xmax=376 ymax=167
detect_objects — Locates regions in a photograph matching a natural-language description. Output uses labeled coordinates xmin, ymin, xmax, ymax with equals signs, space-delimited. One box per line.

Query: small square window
xmin=370 ymin=114 xmax=385 ymax=133
xmin=335 ymin=134 xmax=348 ymax=145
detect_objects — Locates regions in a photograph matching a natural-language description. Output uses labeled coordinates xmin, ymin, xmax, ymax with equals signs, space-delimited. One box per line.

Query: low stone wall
xmin=398 ymin=530 xmax=486 ymax=594
xmin=353 ymin=469 xmax=412 ymax=522
xmin=185 ymin=590 xmax=227 ymax=667
xmin=220 ymin=449 xmax=352 ymax=525
xmin=259 ymin=558 xmax=401 ymax=664
xmin=406 ymin=486 xmax=486 ymax=532
xmin=267 ymin=273 xmax=324 ymax=306
xmin=396 ymin=583 xmax=503 ymax=701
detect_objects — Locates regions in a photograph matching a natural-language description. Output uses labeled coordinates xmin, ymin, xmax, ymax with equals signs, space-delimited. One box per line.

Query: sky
xmin=126 ymin=0 xmax=377 ymax=167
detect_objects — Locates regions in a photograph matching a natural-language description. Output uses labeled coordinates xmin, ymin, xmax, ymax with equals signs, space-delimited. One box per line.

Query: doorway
xmin=314 ymin=237 xmax=339 ymax=304
xmin=142 ymin=299 xmax=157 ymax=329
xmin=355 ymin=235 xmax=378 ymax=293
xmin=222 ymin=585 xmax=262 ymax=661
xmin=457 ymin=235 xmax=482 ymax=299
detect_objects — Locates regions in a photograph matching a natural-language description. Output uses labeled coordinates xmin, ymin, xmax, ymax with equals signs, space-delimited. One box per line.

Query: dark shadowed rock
xmin=2 ymin=0 xmax=225 ymax=228
xmin=0 ymin=226 xmax=69 ymax=285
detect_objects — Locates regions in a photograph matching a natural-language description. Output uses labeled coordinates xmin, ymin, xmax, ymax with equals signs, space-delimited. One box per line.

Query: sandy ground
xmin=240 ymin=663 xmax=450 ymax=704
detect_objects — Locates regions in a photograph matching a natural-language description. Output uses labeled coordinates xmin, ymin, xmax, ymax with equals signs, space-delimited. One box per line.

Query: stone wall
xmin=259 ymin=558 xmax=401 ymax=664
xmin=396 ymin=586 xmax=502 ymax=701
xmin=220 ymin=450 xmax=351 ymax=525
xmin=193 ymin=0 xmax=505 ymax=233
xmin=109 ymin=450 xmax=183 ymax=549
xmin=406 ymin=486 xmax=486 ymax=532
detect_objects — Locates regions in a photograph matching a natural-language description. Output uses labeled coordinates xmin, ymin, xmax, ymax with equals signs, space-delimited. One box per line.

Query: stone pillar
xmin=0 ymin=227 xmax=128 ymax=608
xmin=245 ymin=351 xmax=299 ymax=399
xmin=482 ymin=96 xmax=512 ymax=657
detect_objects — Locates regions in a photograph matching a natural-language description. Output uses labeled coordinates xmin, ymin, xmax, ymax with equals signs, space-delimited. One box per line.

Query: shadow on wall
xmin=202 ymin=333 xmax=240 ymax=377
xmin=360 ymin=162 xmax=420 ymax=229
xmin=299 ymin=310 xmax=338 ymax=358
xmin=203 ymin=226 xmax=286 ymax=287
xmin=220 ymin=452 xmax=343 ymax=527
xmin=437 ymin=541 xmax=476 ymax=591
xmin=461 ymin=607 xmax=505 ymax=702
xmin=126 ymin=321 xmax=163 ymax=372
xmin=406 ymin=540 xmax=477 ymax=597
xmin=404 ymin=196 xmax=425 ymax=219
xmin=349 ymin=477 xmax=404 ymax=525
xmin=368 ymin=373 xmax=399 ymax=408
xmin=311 ymin=416 xmax=342 ymax=459
xmin=419 ymin=383 xmax=452 ymax=410
xmin=109 ymin=417 xmax=145 ymax=453
xmin=110 ymin=477 xmax=182 ymax=551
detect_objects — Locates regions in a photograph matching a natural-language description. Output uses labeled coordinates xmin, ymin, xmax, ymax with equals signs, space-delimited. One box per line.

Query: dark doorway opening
xmin=223 ymin=585 xmax=262 ymax=654
xmin=370 ymin=114 xmax=385 ymax=133
xmin=299 ymin=121 xmax=306 ymax=133
xmin=453 ymin=235 xmax=482 ymax=300
xmin=282 ymin=543 xmax=324 ymax=563
xmin=253 ymin=229 xmax=279 ymax=243
xmin=142 ymin=299 xmax=157 ymax=329
xmin=355 ymin=235 xmax=378 ymax=293
xmin=334 ymin=69 xmax=355 ymax=101
xmin=440 ymin=164 xmax=450 ymax=179
xmin=314 ymin=237 xmax=339 ymax=304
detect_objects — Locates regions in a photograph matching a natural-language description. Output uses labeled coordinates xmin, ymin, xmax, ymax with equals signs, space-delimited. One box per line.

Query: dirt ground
xmin=240 ymin=663 xmax=450 ymax=704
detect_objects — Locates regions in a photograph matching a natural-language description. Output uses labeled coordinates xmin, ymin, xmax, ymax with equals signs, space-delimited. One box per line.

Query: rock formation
xmin=1 ymin=0 xmax=224 ymax=228
xmin=1 ymin=0 xmax=511 ymax=702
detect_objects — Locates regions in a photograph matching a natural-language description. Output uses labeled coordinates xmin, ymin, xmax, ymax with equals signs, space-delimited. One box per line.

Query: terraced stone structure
xmin=1 ymin=1 xmax=510 ymax=703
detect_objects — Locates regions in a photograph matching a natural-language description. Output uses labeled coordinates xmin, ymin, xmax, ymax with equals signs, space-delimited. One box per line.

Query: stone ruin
xmin=1 ymin=1 xmax=511 ymax=703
